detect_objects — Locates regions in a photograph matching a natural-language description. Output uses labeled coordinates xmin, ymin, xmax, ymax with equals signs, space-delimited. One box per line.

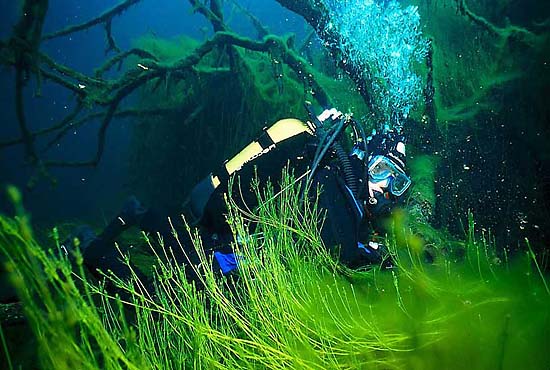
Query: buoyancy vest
xmin=183 ymin=118 xmax=372 ymax=268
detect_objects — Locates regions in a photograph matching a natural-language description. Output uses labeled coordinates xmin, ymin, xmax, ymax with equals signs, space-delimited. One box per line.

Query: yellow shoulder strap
xmin=189 ymin=118 xmax=313 ymax=221
xmin=266 ymin=118 xmax=314 ymax=144
xmin=222 ymin=118 xmax=313 ymax=178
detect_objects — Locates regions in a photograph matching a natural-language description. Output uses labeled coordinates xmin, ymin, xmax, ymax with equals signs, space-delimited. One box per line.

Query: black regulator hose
xmin=303 ymin=103 xmax=359 ymax=198
xmin=333 ymin=141 xmax=358 ymax=197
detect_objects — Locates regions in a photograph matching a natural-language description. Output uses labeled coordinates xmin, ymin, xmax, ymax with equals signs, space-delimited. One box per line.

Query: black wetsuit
xmin=83 ymin=124 xmax=378 ymax=288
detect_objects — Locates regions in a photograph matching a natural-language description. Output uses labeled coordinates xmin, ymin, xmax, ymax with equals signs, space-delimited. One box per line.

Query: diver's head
xmin=365 ymin=129 xmax=410 ymax=217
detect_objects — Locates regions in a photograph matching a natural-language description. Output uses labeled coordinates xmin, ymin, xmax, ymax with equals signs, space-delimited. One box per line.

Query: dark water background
xmin=0 ymin=0 xmax=304 ymax=226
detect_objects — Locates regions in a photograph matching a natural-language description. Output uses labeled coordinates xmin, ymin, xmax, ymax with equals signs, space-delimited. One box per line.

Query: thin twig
xmin=188 ymin=0 xmax=226 ymax=32
xmin=39 ymin=68 xmax=88 ymax=96
xmin=15 ymin=65 xmax=37 ymax=163
xmin=42 ymin=107 xmax=174 ymax=154
xmin=1 ymin=102 xmax=82 ymax=149
xmin=455 ymin=0 xmax=540 ymax=47
xmin=43 ymin=73 xmax=163 ymax=168
xmin=105 ymin=20 xmax=121 ymax=54
xmin=182 ymin=104 xmax=205 ymax=127
xmin=229 ymin=0 xmax=270 ymax=39
xmin=39 ymin=52 xmax=105 ymax=88
xmin=298 ymin=29 xmax=316 ymax=55
xmin=42 ymin=0 xmax=143 ymax=41
xmin=95 ymin=48 xmax=158 ymax=78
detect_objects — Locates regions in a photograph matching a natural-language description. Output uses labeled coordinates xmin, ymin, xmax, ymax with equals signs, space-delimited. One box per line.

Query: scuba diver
xmin=64 ymin=106 xmax=411 ymax=288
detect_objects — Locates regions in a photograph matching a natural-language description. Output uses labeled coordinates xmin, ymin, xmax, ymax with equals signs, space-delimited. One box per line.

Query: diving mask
xmin=368 ymin=155 xmax=411 ymax=196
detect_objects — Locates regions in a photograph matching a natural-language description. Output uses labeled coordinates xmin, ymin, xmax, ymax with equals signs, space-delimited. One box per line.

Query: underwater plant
xmin=324 ymin=0 xmax=428 ymax=130
xmin=1 ymin=177 xmax=550 ymax=369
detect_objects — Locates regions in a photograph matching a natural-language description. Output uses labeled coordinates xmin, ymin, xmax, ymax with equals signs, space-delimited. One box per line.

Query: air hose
xmin=332 ymin=141 xmax=358 ymax=196
xmin=307 ymin=114 xmax=359 ymax=198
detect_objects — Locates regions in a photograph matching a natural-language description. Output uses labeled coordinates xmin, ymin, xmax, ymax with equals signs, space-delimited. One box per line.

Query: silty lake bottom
xmin=0 ymin=0 xmax=549 ymax=369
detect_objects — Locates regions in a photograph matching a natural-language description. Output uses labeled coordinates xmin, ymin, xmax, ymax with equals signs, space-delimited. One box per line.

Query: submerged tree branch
xmin=39 ymin=52 xmax=105 ymax=89
xmin=1 ymin=0 xmax=333 ymax=179
xmin=455 ymin=0 xmax=545 ymax=48
xmin=188 ymin=0 xmax=226 ymax=32
xmin=42 ymin=0 xmax=143 ymax=41
xmin=10 ymin=0 xmax=49 ymax=165
xmin=105 ymin=19 xmax=121 ymax=54
xmin=161 ymin=32 xmax=331 ymax=106
xmin=95 ymin=48 xmax=157 ymax=78
xmin=41 ymin=108 xmax=173 ymax=168
xmin=19 ymin=31 xmax=331 ymax=169
xmin=15 ymin=66 xmax=37 ymax=163
xmin=0 ymin=101 xmax=84 ymax=150
xmin=0 ymin=86 xmax=171 ymax=165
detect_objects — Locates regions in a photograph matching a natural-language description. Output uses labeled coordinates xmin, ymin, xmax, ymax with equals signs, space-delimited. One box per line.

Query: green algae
xmin=134 ymin=35 xmax=200 ymax=63
xmin=1 ymin=177 xmax=549 ymax=369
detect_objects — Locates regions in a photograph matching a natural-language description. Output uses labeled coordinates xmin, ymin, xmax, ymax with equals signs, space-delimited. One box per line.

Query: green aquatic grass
xmin=1 ymin=179 xmax=549 ymax=369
